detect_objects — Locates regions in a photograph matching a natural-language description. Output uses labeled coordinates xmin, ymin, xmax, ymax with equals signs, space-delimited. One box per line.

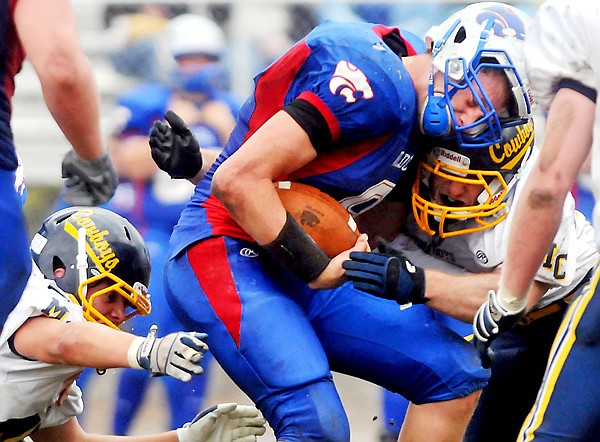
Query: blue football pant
xmin=382 ymin=313 xmax=473 ymax=439
xmin=165 ymin=237 xmax=488 ymax=442
xmin=0 ymin=169 xmax=31 ymax=328
xmin=114 ymin=228 xmax=212 ymax=433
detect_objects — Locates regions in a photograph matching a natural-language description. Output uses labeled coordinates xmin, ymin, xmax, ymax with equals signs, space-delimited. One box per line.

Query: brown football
xmin=274 ymin=181 xmax=360 ymax=258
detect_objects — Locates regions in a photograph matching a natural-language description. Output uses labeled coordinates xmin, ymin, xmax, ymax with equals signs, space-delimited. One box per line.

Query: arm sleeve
xmin=525 ymin=1 xmax=598 ymax=111
xmin=284 ymin=98 xmax=332 ymax=152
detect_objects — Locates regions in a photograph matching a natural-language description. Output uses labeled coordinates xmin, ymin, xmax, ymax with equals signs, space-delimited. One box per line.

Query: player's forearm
xmin=424 ymin=270 xmax=500 ymax=322
xmin=15 ymin=0 xmax=104 ymax=161
xmin=41 ymin=60 xmax=105 ymax=161
xmin=502 ymin=89 xmax=593 ymax=298
xmin=17 ymin=319 xmax=136 ymax=368
xmin=81 ymin=431 xmax=179 ymax=442
xmin=60 ymin=322 xmax=136 ymax=368
xmin=32 ymin=417 xmax=179 ymax=442
xmin=212 ymin=111 xmax=316 ymax=245
xmin=213 ymin=174 xmax=288 ymax=244
xmin=501 ymin=186 xmax=563 ymax=299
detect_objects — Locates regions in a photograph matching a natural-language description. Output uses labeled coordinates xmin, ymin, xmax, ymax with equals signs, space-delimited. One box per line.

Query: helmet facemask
xmin=412 ymin=151 xmax=509 ymax=238
xmin=412 ymin=119 xmax=534 ymax=238
xmin=77 ymin=272 xmax=150 ymax=330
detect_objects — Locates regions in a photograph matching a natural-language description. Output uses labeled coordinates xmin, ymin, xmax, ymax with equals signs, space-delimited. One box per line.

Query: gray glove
xmin=127 ymin=325 xmax=209 ymax=382
xmin=61 ymin=150 xmax=118 ymax=205
xmin=177 ymin=403 xmax=267 ymax=442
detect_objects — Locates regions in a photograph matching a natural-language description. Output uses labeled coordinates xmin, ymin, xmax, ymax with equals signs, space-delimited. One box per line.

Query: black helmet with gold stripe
xmin=31 ymin=206 xmax=151 ymax=329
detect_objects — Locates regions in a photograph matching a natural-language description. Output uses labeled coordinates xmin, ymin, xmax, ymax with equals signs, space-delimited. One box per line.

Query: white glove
xmin=128 ymin=324 xmax=208 ymax=382
xmin=177 ymin=403 xmax=267 ymax=442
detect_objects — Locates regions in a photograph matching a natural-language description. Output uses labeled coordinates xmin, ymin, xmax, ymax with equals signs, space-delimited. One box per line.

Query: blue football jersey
xmin=0 ymin=1 xmax=25 ymax=171
xmin=171 ymin=21 xmax=421 ymax=257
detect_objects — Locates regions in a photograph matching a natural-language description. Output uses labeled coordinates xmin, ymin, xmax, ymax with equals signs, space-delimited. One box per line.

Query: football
xmin=274 ymin=181 xmax=360 ymax=258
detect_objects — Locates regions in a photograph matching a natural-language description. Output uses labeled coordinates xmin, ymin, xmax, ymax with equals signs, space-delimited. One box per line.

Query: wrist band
xmin=496 ymin=282 xmax=528 ymax=313
xmin=127 ymin=337 xmax=145 ymax=369
xmin=262 ymin=212 xmax=330 ymax=282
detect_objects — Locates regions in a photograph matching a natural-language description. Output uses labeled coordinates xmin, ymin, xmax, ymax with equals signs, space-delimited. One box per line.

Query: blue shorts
xmin=0 ymin=169 xmax=31 ymax=328
xmin=166 ymin=236 xmax=489 ymax=441
xmin=519 ymin=262 xmax=600 ymax=441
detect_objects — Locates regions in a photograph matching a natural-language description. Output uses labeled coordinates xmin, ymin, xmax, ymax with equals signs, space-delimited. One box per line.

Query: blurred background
xmin=15 ymin=1 xmax=541 ymax=441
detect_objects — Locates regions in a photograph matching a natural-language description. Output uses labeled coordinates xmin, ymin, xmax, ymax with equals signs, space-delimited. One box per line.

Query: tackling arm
xmin=32 ymin=404 xmax=265 ymax=442
xmin=426 ymin=271 xmax=549 ymax=323
xmin=15 ymin=0 xmax=118 ymax=205
xmin=344 ymin=242 xmax=549 ymax=323
xmin=500 ymin=88 xmax=595 ymax=304
xmin=211 ymin=110 xmax=317 ymax=245
xmin=13 ymin=318 xmax=208 ymax=381
xmin=15 ymin=0 xmax=104 ymax=162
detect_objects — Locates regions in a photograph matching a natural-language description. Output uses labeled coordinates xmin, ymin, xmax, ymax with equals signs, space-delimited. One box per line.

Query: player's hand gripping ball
xmin=274 ymin=181 xmax=360 ymax=258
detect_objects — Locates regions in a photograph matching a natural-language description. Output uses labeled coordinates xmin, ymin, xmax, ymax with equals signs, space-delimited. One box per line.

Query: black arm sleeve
xmin=284 ymin=98 xmax=333 ymax=152
xmin=557 ymin=78 xmax=597 ymax=103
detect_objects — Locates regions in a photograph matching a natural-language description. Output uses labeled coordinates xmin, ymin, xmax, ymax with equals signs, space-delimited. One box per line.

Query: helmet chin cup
xmin=421 ymin=93 xmax=451 ymax=137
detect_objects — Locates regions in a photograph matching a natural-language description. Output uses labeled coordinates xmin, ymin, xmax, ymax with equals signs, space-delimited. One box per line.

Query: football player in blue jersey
xmin=0 ymin=0 xmax=118 ymax=330
xmin=148 ymin=3 xmax=532 ymax=441
xmin=79 ymin=13 xmax=241 ymax=435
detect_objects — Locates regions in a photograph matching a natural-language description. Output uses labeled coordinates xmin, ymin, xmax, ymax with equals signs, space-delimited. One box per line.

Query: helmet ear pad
xmin=421 ymin=93 xmax=452 ymax=137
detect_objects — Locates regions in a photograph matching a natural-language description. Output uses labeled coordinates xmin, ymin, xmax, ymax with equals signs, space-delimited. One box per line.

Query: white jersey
xmin=0 ymin=264 xmax=84 ymax=433
xmin=393 ymin=149 xmax=599 ymax=309
xmin=525 ymin=0 xmax=600 ymax=247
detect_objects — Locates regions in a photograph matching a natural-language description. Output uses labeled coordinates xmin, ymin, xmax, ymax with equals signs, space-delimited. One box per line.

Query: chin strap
xmin=421 ymin=64 xmax=452 ymax=137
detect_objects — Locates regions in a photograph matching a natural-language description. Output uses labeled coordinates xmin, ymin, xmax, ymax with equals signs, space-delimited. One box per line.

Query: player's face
xmin=430 ymin=173 xmax=484 ymax=207
xmin=449 ymin=71 xmax=510 ymax=129
xmin=87 ymin=280 xmax=129 ymax=327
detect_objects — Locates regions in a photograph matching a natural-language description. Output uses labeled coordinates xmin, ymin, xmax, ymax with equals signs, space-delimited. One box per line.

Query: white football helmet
xmin=167 ymin=13 xmax=226 ymax=60
xmin=422 ymin=2 xmax=533 ymax=148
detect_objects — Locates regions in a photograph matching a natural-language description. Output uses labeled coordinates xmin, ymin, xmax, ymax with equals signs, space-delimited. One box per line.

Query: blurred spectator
xmin=108 ymin=12 xmax=241 ymax=434
xmin=54 ymin=12 xmax=241 ymax=434
xmin=104 ymin=3 xmax=187 ymax=83
xmin=313 ymin=1 xmax=460 ymax=37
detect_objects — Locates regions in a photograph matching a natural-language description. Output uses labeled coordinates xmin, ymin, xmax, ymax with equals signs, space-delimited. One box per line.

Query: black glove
xmin=61 ymin=150 xmax=118 ymax=206
xmin=342 ymin=239 xmax=427 ymax=305
xmin=473 ymin=289 xmax=525 ymax=368
xmin=149 ymin=110 xmax=203 ymax=179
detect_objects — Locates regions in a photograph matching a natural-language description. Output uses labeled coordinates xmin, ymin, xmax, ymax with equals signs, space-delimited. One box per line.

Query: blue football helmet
xmin=421 ymin=2 xmax=533 ymax=149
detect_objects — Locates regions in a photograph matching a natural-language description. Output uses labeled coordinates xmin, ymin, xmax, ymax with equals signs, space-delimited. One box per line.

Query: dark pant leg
xmin=464 ymin=309 xmax=566 ymax=442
